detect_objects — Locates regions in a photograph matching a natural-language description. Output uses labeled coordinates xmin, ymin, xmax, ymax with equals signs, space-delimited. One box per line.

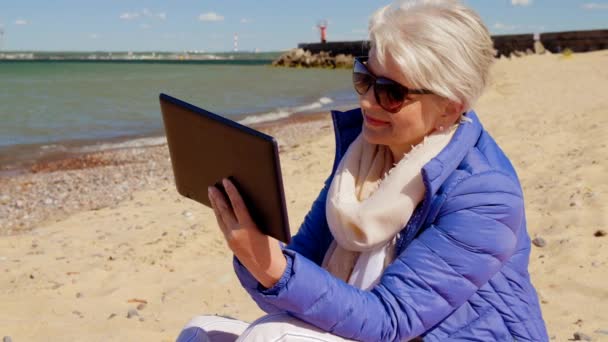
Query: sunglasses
xmin=352 ymin=56 xmax=433 ymax=113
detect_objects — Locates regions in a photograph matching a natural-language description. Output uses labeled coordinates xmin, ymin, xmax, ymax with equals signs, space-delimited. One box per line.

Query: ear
xmin=437 ymin=100 xmax=464 ymax=129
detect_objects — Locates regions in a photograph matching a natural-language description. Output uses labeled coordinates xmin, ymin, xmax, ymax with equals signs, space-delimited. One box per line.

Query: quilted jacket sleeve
xmin=284 ymin=176 xmax=335 ymax=264
xmin=237 ymin=171 xmax=525 ymax=341
xmin=233 ymin=176 xmax=335 ymax=312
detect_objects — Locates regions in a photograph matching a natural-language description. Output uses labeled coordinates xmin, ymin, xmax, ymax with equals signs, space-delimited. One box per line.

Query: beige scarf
xmin=322 ymin=125 xmax=457 ymax=290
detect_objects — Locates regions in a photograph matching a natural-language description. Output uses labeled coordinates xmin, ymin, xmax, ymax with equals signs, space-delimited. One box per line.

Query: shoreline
xmin=0 ymin=108 xmax=340 ymax=235
xmin=0 ymin=108 xmax=348 ymax=177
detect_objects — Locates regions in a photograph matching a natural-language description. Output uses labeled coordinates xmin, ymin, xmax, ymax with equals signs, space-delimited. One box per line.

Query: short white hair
xmin=369 ymin=0 xmax=494 ymax=111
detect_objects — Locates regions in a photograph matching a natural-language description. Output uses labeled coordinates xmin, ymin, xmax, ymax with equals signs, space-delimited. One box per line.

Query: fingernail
xmin=208 ymin=187 xmax=214 ymax=197
xmin=222 ymin=178 xmax=229 ymax=187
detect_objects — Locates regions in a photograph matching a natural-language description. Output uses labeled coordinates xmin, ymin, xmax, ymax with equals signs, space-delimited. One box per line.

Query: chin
xmin=362 ymin=125 xmax=390 ymax=146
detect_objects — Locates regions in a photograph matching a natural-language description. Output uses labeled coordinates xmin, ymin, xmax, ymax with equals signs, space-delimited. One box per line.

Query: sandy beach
xmin=1 ymin=50 xmax=607 ymax=341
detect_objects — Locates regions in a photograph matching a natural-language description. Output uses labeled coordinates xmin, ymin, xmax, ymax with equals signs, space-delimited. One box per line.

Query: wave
xmin=39 ymin=144 xmax=68 ymax=152
xmin=2 ymin=97 xmax=337 ymax=170
xmin=77 ymin=136 xmax=167 ymax=153
xmin=238 ymin=97 xmax=333 ymax=126
xmin=238 ymin=109 xmax=293 ymax=126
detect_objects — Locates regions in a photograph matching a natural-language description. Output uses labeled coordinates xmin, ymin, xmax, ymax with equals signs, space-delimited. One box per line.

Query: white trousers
xmin=179 ymin=313 xmax=355 ymax=342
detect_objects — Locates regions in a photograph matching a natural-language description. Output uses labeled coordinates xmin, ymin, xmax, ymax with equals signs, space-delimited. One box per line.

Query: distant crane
xmin=317 ymin=20 xmax=328 ymax=44
xmin=233 ymin=33 xmax=239 ymax=52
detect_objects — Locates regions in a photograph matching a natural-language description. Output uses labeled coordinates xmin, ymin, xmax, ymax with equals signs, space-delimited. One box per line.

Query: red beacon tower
xmin=317 ymin=20 xmax=328 ymax=44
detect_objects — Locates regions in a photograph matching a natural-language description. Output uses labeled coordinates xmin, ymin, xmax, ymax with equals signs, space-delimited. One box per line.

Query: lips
xmin=364 ymin=114 xmax=390 ymax=127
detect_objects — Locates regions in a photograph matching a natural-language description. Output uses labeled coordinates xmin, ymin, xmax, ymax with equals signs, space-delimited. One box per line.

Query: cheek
xmin=362 ymin=112 xmax=428 ymax=147
xmin=393 ymin=115 xmax=426 ymax=139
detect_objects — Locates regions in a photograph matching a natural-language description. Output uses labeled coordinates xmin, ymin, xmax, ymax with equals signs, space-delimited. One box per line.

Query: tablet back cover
xmin=160 ymin=93 xmax=290 ymax=243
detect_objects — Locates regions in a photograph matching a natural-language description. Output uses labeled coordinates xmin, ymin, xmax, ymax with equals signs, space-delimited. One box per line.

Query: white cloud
xmin=582 ymin=3 xmax=608 ymax=9
xmin=199 ymin=12 xmax=224 ymax=22
xmin=120 ymin=9 xmax=166 ymax=21
xmin=240 ymin=18 xmax=251 ymax=24
xmin=88 ymin=33 xmax=100 ymax=39
xmin=15 ymin=19 xmax=28 ymax=25
xmin=140 ymin=24 xmax=151 ymax=30
xmin=142 ymin=8 xmax=166 ymax=20
xmin=120 ymin=12 xmax=140 ymax=20
xmin=511 ymin=0 xmax=532 ymax=6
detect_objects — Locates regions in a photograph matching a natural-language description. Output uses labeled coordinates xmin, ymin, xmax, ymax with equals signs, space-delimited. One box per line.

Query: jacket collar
xmin=330 ymin=108 xmax=483 ymax=196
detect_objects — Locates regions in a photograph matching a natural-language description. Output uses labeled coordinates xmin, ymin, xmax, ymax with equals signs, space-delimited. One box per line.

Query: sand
xmin=1 ymin=50 xmax=607 ymax=341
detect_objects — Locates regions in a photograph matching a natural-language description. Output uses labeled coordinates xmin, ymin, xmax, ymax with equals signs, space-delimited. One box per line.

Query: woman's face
xmin=358 ymin=50 xmax=457 ymax=160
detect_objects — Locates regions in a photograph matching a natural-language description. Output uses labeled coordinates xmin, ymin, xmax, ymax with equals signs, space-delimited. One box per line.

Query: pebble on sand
xmin=573 ymin=332 xmax=593 ymax=341
xmin=3 ymin=337 xmax=13 ymax=342
xmin=127 ymin=308 xmax=139 ymax=318
xmin=594 ymin=230 xmax=606 ymax=237
xmin=532 ymin=237 xmax=547 ymax=248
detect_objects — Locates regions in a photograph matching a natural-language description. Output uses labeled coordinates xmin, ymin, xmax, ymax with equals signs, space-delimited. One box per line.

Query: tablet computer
xmin=159 ymin=93 xmax=291 ymax=243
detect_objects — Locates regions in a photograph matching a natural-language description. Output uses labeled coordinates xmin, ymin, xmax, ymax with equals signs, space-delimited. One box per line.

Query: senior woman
xmin=177 ymin=0 xmax=549 ymax=341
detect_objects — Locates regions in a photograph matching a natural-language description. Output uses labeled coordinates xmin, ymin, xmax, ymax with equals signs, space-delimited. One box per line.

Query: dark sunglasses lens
xmin=375 ymin=82 xmax=407 ymax=112
xmin=353 ymin=72 xmax=372 ymax=95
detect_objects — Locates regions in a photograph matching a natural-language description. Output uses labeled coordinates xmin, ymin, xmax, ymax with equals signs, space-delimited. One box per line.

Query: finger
xmin=209 ymin=186 xmax=238 ymax=228
xmin=223 ymin=178 xmax=254 ymax=225
xmin=208 ymin=189 xmax=231 ymax=237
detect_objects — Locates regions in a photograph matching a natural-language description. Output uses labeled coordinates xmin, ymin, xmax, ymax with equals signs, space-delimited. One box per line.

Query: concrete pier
xmin=298 ymin=29 xmax=608 ymax=57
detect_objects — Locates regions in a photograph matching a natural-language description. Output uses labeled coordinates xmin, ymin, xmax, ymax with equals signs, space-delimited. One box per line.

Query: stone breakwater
xmin=274 ymin=41 xmax=550 ymax=69
xmin=272 ymin=49 xmax=354 ymax=69
xmin=272 ymin=43 xmax=549 ymax=69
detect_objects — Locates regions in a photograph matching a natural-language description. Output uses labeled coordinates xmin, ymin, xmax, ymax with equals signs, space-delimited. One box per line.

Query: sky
xmin=0 ymin=0 xmax=607 ymax=52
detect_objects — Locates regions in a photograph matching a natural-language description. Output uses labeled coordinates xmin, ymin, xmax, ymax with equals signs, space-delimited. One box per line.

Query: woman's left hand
xmin=208 ymin=178 xmax=287 ymax=289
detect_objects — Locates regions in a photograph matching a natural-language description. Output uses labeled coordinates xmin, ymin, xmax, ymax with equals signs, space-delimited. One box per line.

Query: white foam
xmin=319 ymin=97 xmax=333 ymax=105
xmin=238 ymin=109 xmax=292 ymax=125
xmin=293 ymin=97 xmax=334 ymax=113
xmin=238 ymin=97 xmax=334 ymax=126
xmin=40 ymin=144 xmax=68 ymax=151
xmin=78 ymin=136 xmax=167 ymax=153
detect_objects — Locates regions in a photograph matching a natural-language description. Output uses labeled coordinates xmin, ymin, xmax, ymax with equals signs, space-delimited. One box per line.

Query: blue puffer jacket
xmin=234 ymin=108 xmax=549 ymax=341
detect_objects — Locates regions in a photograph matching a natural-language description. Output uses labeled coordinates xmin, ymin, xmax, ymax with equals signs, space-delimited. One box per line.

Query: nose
xmin=358 ymin=85 xmax=381 ymax=111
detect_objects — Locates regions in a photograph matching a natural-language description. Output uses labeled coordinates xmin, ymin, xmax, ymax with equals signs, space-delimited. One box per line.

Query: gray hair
xmin=369 ymin=0 xmax=494 ymax=111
